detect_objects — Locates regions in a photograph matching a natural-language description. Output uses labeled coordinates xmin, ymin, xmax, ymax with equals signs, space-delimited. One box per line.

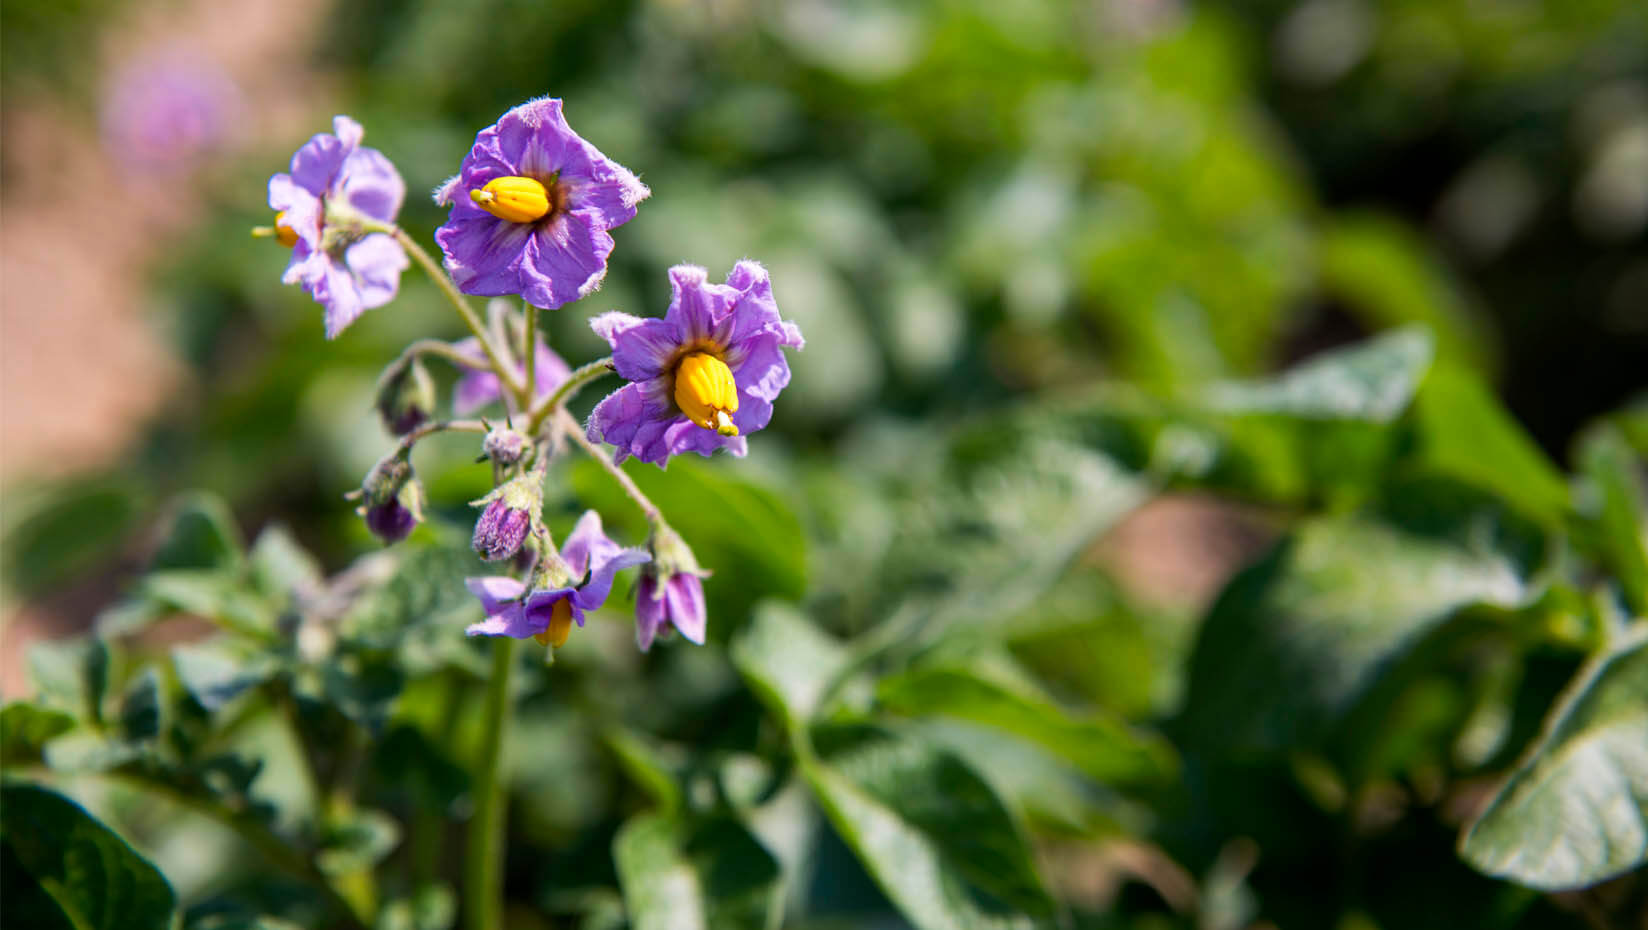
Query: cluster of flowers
xmin=262 ymin=99 xmax=802 ymax=652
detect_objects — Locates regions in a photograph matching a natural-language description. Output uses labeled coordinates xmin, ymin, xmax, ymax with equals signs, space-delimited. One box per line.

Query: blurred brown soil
xmin=1 ymin=0 xmax=331 ymax=697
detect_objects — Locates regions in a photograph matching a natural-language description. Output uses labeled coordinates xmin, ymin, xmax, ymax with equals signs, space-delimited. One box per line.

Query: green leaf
xmin=1200 ymin=326 xmax=1434 ymax=422
xmin=876 ymin=655 xmax=1177 ymax=786
xmin=152 ymin=491 xmax=245 ymax=574
xmin=802 ymin=725 xmax=1053 ymax=929
xmin=118 ymin=669 xmax=163 ymax=743
xmin=1460 ymin=629 xmax=1648 ymax=890
xmin=613 ymin=813 xmax=782 ymax=930
xmin=731 ymin=602 xmax=851 ymax=732
xmin=27 ymin=637 xmax=109 ymax=725
xmin=1181 ymin=497 xmax=1543 ymax=763
xmin=0 ymin=783 xmax=176 ymax=930
xmin=316 ymin=808 xmax=401 ymax=876
xmin=140 ymin=570 xmax=277 ymax=636
xmin=248 ymin=523 xmax=324 ymax=602
xmin=1578 ymin=424 xmax=1648 ymax=615
xmin=1409 ymin=365 xmax=1570 ymax=527
xmin=0 ymin=702 xmax=76 ymax=766
xmin=173 ymin=641 xmax=280 ymax=713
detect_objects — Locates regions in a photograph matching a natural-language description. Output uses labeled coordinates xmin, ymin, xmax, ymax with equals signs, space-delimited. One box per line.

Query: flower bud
xmin=361 ymin=475 xmax=424 ymax=544
xmin=482 ymin=427 xmax=530 ymax=468
xmin=470 ymin=471 xmax=543 ymax=562
xmin=635 ymin=566 xmax=706 ymax=651
xmin=375 ymin=357 xmax=436 ymax=437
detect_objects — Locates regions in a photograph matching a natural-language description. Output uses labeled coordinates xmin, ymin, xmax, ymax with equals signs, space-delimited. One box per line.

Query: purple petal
xmin=519 ymin=210 xmax=612 ymax=310
xmin=345 ymin=234 xmax=408 ymax=310
xmin=559 ymin=510 xmax=619 ymax=577
xmin=726 ymin=331 xmax=793 ymax=404
xmin=665 ymin=265 xmax=738 ymax=346
xmin=571 ymin=546 xmax=651 ymax=613
xmin=340 ymin=147 xmax=405 ymax=223
xmin=522 ymin=587 xmax=578 ymax=631
xmin=609 ymin=317 xmax=679 ymax=382
xmin=318 ymin=259 xmax=367 ymax=339
xmin=662 ymin=418 xmax=747 ymax=463
xmin=288 ymin=116 xmax=361 ymax=197
xmin=566 ymin=160 xmax=650 ymax=230
xmin=268 ymin=175 xmax=322 ymax=249
xmin=590 ymin=311 xmax=646 ymax=347
xmin=666 ymin=574 xmax=707 ymax=644
xmin=635 ymin=573 xmax=665 ymax=651
xmin=588 ymin=381 xmax=672 ymax=464
xmin=437 ymin=214 xmax=534 ymax=296
xmin=465 ymin=575 xmax=526 ymax=616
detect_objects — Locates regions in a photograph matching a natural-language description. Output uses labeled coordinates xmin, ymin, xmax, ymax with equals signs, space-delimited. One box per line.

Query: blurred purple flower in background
xmin=451 ymin=332 xmax=571 ymax=415
xmin=268 ymin=116 xmax=408 ymax=338
xmin=588 ymin=261 xmax=804 ymax=467
xmin=102 ymin=51 xmax=241 ymax=171
xmin=434 ymin=97 xmax=650 ymax=309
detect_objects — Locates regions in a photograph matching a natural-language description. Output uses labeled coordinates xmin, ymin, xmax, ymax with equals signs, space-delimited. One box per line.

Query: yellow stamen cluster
xmin=273 ymin=211 xmax=299 ymax=248
xmin=470 ymin=176 xmax=552 ymax=224
xmin=532 ymin=598 xmax=575 ymax=648
xmin=674 ymin=352 xmax=740 ymax=436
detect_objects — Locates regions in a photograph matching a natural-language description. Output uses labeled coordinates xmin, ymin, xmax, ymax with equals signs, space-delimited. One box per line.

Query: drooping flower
xmin=470 ymin=472 xmax=542 ymax=563
xmin=451 ymin=333 xmax=572 ymax=415
xmin=374 ymin=356 xmax=435 ymax=436
xmin=587 ymin=261 xmax=804 ymax=467
xmin=350 ymin=451 xmax=425 ymax=544
xmin=465 ymin=511 xmax=650 ymax=647
xmin=434 ymin=97 xmax=650 ymax=310
xmin=267 ymin=116 xmax=408 ymax=338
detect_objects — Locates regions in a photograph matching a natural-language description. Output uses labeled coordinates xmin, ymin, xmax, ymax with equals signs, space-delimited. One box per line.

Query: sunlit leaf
xmin=1460 ymin=629 xmax=1648 ymax=890
xmin=0 ymin=702 xmax=76 ymax=767
xmin=27 ymin=636 xmax=109 ymax=725
xmin=0 ymin=783 xmax=176 ymax=930
xmin=1578 ymin=423 xmax=1648 ymax=615
xmin=1200 ymin=326 xmax=1433 ymax=422
xmin=731 ymin=602 xmax=851 ymax=732
xmin=152 ymin=491 xmax=245 ymax=574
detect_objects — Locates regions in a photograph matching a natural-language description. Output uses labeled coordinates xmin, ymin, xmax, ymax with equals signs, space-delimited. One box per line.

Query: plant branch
xmin=525 ymin=357 xmax=615 ymax=435
xmin=465 ymin=637 xmax=516 ymax=930
xmin=555 ymin=408 xmax=662 ymax=525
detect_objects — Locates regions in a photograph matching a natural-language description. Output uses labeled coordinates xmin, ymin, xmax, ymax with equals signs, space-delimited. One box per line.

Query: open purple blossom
xmin=635 ymin=569 xmax=706 ymax=651
xmin=587 ymin=261 xmax=804 ymax=467
xmin=465 ymin=511 xmax=649 ymax=647
xmin=434 ymin=97 xmax=650 ymax=310
xmin=268 ymin=116 xmax=408 ymax=338
xmin=451 ymin=333 xmax=572 ymax=415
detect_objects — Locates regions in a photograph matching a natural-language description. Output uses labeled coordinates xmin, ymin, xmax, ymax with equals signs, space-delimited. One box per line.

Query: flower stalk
xmin=465 ymin=636 xmax=516 ymax=930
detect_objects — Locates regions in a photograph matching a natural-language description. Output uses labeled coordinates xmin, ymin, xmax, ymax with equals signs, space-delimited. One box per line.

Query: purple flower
xmin=102 ymin=52 xmax=240 ymax=172
xmin=472 ymin=498 xmax=531 ymax=562
xmin=434 ymin=97 xmax=650 ymax=310
xmin=364 ymin=492 xmax=419 ymax=543
xmin=451 ymin=333 xmax=572 ymax=415
xmin=465 ymin=511 xmax=650 ymax=647
xmin=587 ymin=261 xmax=804 ymax=467
xmin=635 ymin=569 xmax=706 ymax=651
xmin=268 ymin=116 xmax=408 ymax=338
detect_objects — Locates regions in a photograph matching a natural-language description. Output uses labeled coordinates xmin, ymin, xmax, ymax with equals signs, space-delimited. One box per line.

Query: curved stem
xmin=555 ymin=408 xmax=662 ymax=525
xmin=521 ymin=306 xmax=538 ymax=409
xmin=397 ymin=338 xmax=488 ymax=371
xmin=526 ymin=357 xmax=615 ymax=435
xmin=395 ymin=418 xmax=489 ymax=456
xmin=465 ymin=637 xmax=516 ymax=930
xmin=379 ymin=225 xmax=523 ymax=397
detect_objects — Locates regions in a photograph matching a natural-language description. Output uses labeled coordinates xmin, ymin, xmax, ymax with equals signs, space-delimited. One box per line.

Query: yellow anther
xmin=274 ymin=212 xmax=299 ymax=248
xmin=532 ymin=598 xmax=575 ymax=648
xmin=674 ymin=352 xmax=740 ymax=436
xmin=470 ymin=176 xmax=551 ymax=224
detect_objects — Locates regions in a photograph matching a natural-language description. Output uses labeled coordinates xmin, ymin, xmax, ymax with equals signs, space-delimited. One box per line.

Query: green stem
xmin=555 ymin=408 xmax=662 ymax=525
xmin=380 ymin=225 xmax=522 ymax=397
xmin=465 ymin=637 xmax=516 ymax=930
xmin=525 ymin=357 xmax=615 ymax=435
xmin=395 ymin=418 xmax=489 ymax=455
xmin=397 ymin=338 xmax=490 ymax=371
xmin=521 ymin=305 xmax=538 ymax=409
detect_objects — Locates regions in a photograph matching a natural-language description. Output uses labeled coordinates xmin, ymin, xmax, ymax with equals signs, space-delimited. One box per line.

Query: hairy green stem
xmin=396 ymin=338 xmax=489 ymax=371
xmin=525 ymin=357 xmax=615 ymax=435
xmin=465 ymin=637 xmax=516 ymax=930
xmin=395 ymin=418 xmax=489 ymax=455
xmin=555 ymin=408 xmax=662 ymax=525
xmin=379 ymin=225 xmax=522 ymax=397
xmin=521 ymin=305 xmax=538 ymax=409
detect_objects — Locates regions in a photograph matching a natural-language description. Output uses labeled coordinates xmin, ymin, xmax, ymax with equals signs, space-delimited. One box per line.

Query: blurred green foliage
xmin=4 ymin=0 xmax=1647 ymax=929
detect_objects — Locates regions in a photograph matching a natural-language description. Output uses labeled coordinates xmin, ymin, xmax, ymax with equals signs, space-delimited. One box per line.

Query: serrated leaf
xmin=0 ymin=783 xmax=176 ymax=930
xmin=876 ymin=658 xmax=1177 ymax=786
xmin=27 ymin=637 xmax=109 ymax=725
xmin=1461 ymin=630 xmax=1648 ymax=890
xmin=802 ymin=725 xmax=1053 ymax=930
xmin=1201 ymin=327 xmax=1433 ymax=422
xmin=152 ymin=491 xmax=244 ymax=574
xmin=731 ymin=602 xmax=850 ymax=732
xmin=0 ymin=702 xmax=76 ymax=766
xmin=613 ymin=813 xmax=782 ymax=930
xmin=173 ymin=642 xmax=281 ymax=712
xmin=1181 ymin=499 xmax=1541 ymax=762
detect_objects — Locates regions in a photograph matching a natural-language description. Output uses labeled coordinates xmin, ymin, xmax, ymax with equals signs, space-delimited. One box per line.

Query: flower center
xmin=674 ymin=352 xmax=740 ymax=437
xmin=470 ymin=176 xmax=553 ymax=224
xmin=533 ymin=597 xmax=575 ymax=648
